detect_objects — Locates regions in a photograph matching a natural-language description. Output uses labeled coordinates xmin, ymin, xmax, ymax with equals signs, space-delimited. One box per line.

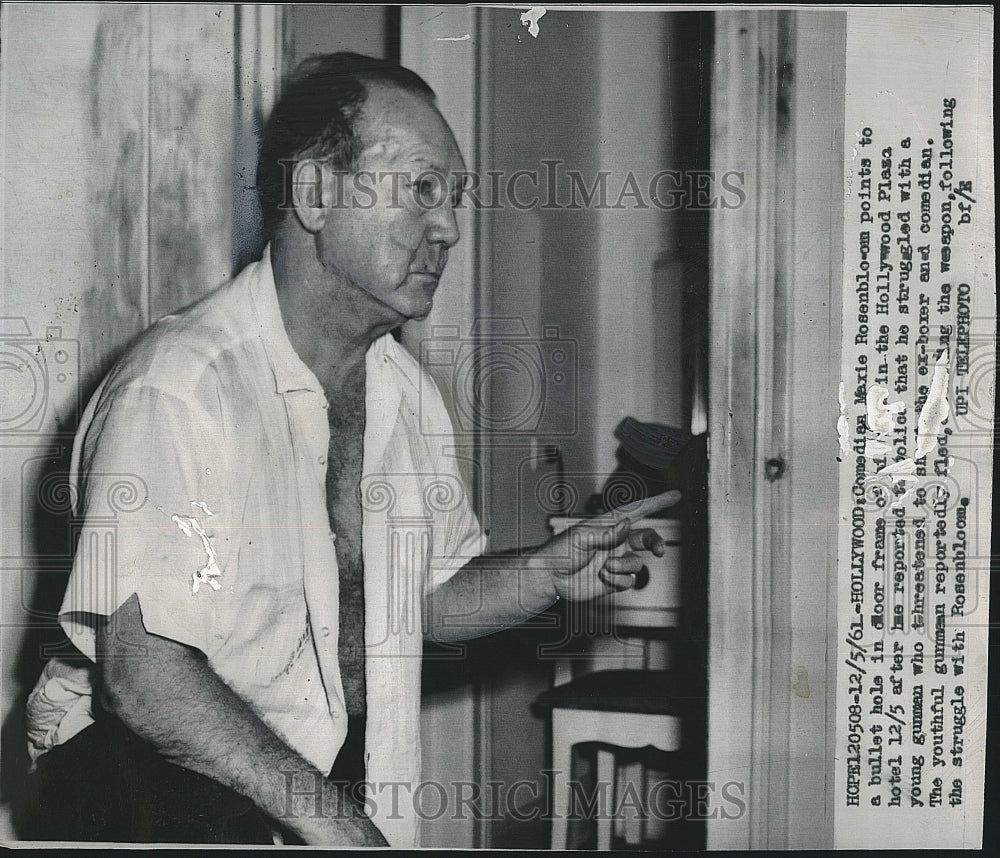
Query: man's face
xmin=314 ymin=84 xmax=466 ymax=322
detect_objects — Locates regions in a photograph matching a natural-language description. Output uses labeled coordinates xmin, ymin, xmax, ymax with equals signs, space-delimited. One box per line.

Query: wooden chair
xmin=533 ymin=669 xmax=685 ymax=850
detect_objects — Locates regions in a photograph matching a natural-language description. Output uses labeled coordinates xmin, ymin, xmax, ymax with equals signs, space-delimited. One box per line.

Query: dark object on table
xmin=585 ymin=417 xmax=707 ymax=518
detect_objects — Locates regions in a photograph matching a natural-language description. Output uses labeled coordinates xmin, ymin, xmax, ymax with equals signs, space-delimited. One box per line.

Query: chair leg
xmin=638 ymin=762 xmax=649 ymax=844
xmin=623 ymin=761 xmax=645 ymax=845
xmin=550 ymin=713 xmax=573 ymax=849
xmin=596 ymin=749 xmax=615 ymax=850
xmin=613 ymin=760 xmax=625 ymax=842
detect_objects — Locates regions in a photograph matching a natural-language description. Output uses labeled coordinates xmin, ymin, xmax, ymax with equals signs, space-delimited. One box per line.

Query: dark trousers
xmin=20 ymin=714 xmax=367 ymax=844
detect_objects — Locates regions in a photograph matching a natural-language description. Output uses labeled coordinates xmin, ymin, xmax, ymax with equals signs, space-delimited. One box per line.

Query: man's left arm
xmin=424 ymin=516 xmax=671 ymax=642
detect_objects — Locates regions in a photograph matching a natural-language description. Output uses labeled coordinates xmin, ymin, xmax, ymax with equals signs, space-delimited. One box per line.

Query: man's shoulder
xmin=102 ymin=269 xmax=258 ymax=401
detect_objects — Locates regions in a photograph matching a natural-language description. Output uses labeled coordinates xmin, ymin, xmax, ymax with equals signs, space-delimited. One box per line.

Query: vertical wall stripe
xmin=143 ymin=3 xmax=152 ymax=329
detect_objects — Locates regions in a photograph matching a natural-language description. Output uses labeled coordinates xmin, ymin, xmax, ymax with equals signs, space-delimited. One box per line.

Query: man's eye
xmin=410 ymin=174 xmax=449 ymax=208
xmin=417 ymin=180 xmax=438 ymax=202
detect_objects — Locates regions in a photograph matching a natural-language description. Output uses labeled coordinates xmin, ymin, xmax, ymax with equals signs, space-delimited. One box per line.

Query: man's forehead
xmin=358 ymin=83 xmax=465 ymax=172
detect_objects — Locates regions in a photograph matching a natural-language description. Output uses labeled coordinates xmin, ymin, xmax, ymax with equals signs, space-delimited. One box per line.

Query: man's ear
xmin=290 ymin=159 xmax=336 ymax=234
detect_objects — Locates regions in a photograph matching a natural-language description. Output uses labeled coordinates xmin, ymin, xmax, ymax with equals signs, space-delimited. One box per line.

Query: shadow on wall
xmin=1 ymin=403 xmax=93 ymax=834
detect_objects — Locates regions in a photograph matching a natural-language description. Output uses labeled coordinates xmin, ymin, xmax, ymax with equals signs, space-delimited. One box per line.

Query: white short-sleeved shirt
xmin=43 ymin=246 xmax=485 ymax=846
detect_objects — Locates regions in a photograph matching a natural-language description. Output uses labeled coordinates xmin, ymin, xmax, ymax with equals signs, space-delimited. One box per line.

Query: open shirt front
xmin=34 ymin=246 xmax=485 ymax=846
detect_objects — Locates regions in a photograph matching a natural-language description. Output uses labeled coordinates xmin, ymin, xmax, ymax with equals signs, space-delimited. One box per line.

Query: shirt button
xmin=318 ymin=455 xmax=326 ymax=465
xmin=320 ymin=626 xmax=330 ymax=637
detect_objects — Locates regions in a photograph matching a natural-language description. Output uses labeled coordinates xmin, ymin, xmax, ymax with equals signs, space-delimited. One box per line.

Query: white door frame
xmin=706 ymin=10 xmax=846 ymax=850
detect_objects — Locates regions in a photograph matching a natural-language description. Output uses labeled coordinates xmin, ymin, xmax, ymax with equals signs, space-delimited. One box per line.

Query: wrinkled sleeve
xmin=59 ymin=383 xmax=236 ymax=660
xmin=421 ymin=393 xmax=487 ymax=594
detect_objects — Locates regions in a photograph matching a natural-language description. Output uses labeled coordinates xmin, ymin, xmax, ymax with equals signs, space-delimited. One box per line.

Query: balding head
xmin=256 ymin=52 xmax=437 ymax=240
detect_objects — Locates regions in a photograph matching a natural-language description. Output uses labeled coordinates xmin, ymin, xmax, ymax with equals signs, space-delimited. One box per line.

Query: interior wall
xmin=285 ymin=4 xmax=389 ymax=65
xmin=477 ymin=7 xmax=684 ymax=836
xmin=477 ymin=11 xmax=604 ymax=832
xmin=482 ymin=8 xmax=681 ymax=544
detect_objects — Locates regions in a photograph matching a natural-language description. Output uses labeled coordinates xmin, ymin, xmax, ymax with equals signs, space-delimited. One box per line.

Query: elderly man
xmin=23 ymin=53 xmax=675 ymax=846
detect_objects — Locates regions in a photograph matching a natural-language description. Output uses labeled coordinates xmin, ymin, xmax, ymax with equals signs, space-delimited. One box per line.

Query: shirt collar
xmin=368 ymin=328 xmax=422 ymax=393
xmin=246 ymin=244 xmax=321 ymax=395
xmin=247 ymin=244 xmax=420 ymax=396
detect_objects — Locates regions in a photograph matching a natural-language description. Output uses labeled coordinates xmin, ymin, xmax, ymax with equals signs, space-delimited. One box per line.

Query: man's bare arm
xmin=425 ymin=517 xmax=672 ymax=642
xmin=96 ymin=593 xmax=387 ymax=846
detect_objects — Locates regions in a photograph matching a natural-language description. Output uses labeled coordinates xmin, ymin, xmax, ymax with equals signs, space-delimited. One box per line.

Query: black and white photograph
xmin=0 ymin=4 xmax=994 ymax=850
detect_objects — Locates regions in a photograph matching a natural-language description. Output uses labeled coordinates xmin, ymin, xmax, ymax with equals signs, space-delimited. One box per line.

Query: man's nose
xmin=426 ymin=202 xmax=460 ymax=248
